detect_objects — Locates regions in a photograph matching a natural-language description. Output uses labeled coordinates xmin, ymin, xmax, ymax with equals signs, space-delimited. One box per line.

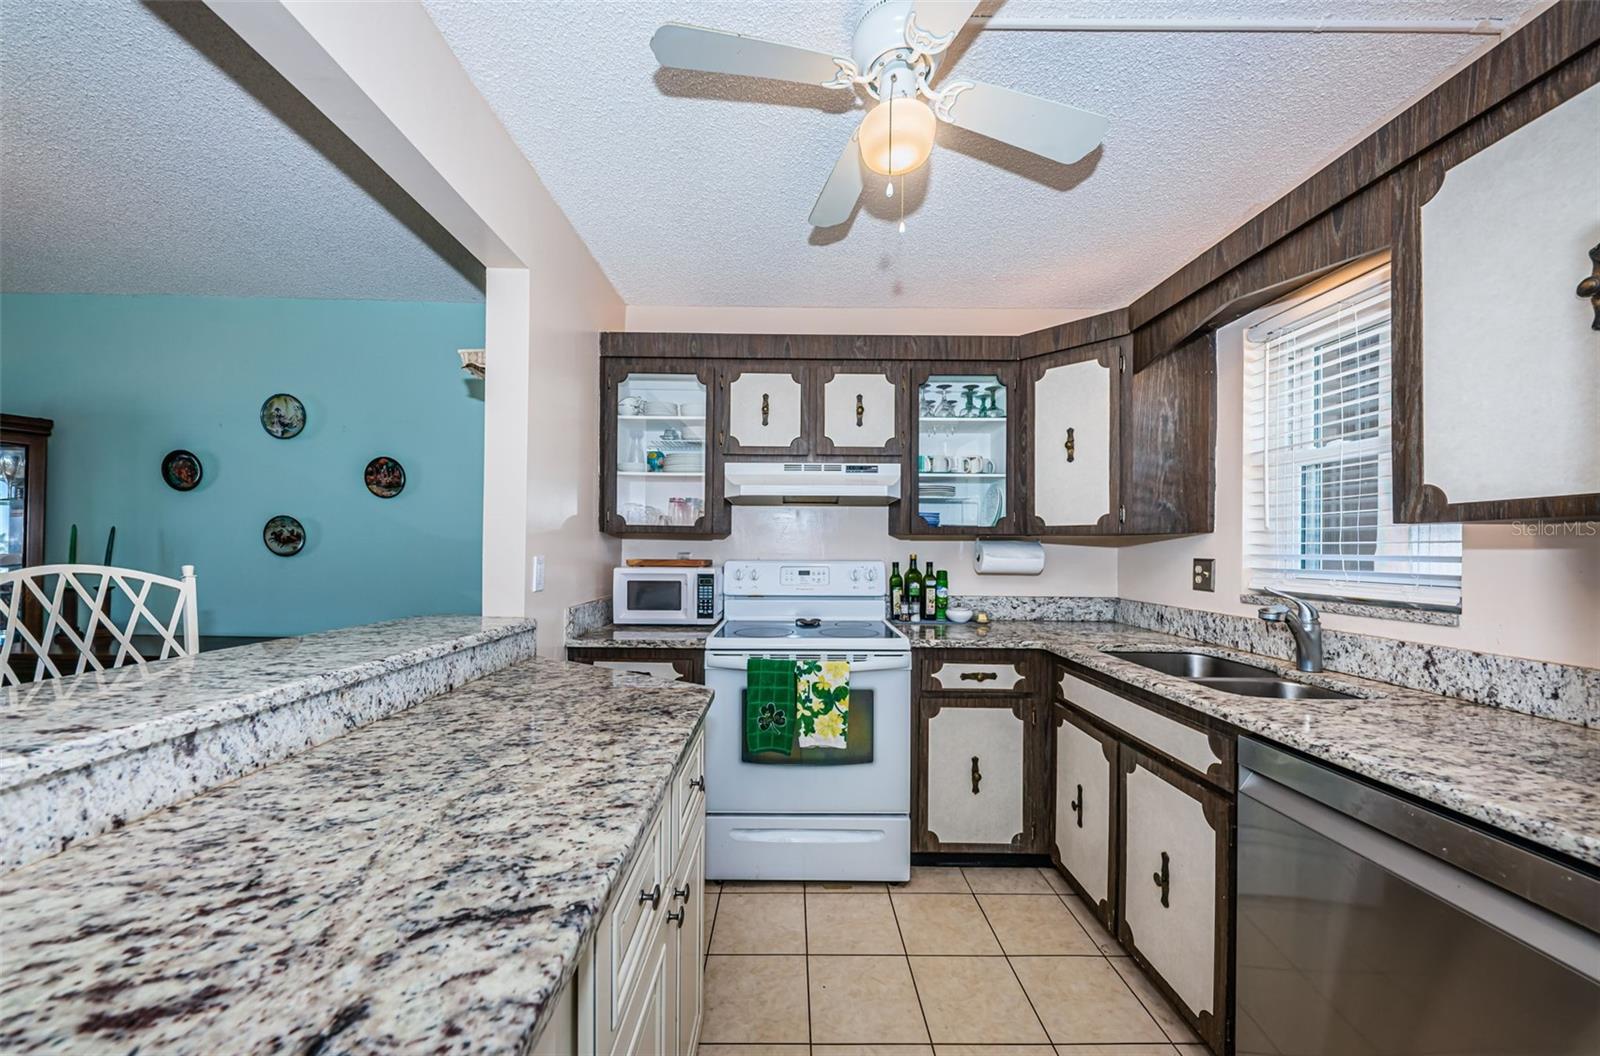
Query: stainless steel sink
xmin=1191 ymin=678 xmax=1354 ymax=700
xmin=1106 ymin=651 xmax=1355 ymax=700
xmin=1108 ymin=651 xmax=1279 ymax=680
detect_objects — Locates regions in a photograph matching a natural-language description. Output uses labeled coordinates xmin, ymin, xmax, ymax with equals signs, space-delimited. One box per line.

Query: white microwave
xmin=613 ymin=567 xmax=722 ymax=625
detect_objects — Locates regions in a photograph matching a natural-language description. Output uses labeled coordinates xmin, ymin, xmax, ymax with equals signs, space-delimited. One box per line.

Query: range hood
xmin=724 ymin=462 xmax=901 ymax=505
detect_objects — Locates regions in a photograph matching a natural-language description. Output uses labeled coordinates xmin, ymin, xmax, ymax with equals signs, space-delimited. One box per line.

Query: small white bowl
xmin=945 ymin=608 xmax=974 ymax=624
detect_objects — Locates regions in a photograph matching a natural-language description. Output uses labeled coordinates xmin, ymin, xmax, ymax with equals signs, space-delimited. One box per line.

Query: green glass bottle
xmin=889 ymin=561 xmax=903 ymax=622
xmin=922 ymin=561 xmax=937 ymax=621
xmin=935 ymin=569 xmax=949 ymax=620
xmin=905 ymin=554 xmax=923 ymax=623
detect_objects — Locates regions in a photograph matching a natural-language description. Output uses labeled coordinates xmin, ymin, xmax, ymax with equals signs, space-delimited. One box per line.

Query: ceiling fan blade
xmin=809 ymin=130 xmax=865 ymax=228
xmin=908 ymin=1 xmax=982 ymax=47
xmin=651 ymin=23 xmax=845 ymax=85
xmin=938 ymin=81 xmax=1108 ymax=166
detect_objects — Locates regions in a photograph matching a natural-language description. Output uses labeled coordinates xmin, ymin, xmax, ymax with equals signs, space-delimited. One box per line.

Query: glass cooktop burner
xmin=717 ymin=620 xmax=899 ymax=641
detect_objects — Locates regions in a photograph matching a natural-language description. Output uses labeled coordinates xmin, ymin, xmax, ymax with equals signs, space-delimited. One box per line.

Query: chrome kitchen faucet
xmin=1258 ymin=588 xmax=1324 ymax=673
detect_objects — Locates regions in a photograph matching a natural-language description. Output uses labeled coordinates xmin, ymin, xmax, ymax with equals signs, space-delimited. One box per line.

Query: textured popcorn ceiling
xmin=0 ymin=1 xmax=482 ymax=302
xmin=423 ymin=0 xmax=1540 ymax=311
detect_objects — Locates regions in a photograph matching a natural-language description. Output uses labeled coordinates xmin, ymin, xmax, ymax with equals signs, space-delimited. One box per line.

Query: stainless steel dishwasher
xmin=1237 ymin=738 xmax=1600 ymax=1055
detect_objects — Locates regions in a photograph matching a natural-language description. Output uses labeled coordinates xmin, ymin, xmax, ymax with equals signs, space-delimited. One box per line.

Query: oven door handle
xmin=705 ymin=652 xmax=911 ymax=672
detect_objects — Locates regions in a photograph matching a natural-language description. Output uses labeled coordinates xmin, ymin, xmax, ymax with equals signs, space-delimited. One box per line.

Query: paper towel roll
xmin=973 ymin=539 xmax=1046 ymax=575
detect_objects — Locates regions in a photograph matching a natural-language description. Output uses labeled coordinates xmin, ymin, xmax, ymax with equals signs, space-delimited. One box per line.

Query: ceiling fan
xmin=650 ymin=0 xmax=1108 ymax=228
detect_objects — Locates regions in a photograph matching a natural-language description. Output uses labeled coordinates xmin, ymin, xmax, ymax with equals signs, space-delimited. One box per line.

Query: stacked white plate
xmin=663 ymin=453 xmax=704 ymax=473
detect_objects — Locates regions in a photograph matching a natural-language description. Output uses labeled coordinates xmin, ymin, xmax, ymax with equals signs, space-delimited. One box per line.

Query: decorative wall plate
xmin=263 ymin=515 xmax=306 ymax=557
xmin=260 ymin=393 xmax=306 ymax=439
xmin=161 ymin=449 xmax=203 ymax=491
xmin=364 ymin=456 xmax=405 ymax=498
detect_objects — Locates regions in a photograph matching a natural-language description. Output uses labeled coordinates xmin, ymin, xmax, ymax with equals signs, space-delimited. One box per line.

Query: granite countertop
xmin=567 ymin=624 xmax=715 ymax=649
xmin=905 ymin=620 xmax=1600 ymax=867
xmin=568 ymin=619 xmax=1600 ymax=867
xmin=0 ymin=615 xmax=534 ymax=794
xmin=0 ymin=657 xmax=714 ymax=1054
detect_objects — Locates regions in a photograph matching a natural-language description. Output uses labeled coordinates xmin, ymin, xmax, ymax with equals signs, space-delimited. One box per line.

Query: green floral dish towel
xmin=796 ymin=659 xmax=850 ymax=749
xmin=745 ymin=657 xmax=796 ymax=756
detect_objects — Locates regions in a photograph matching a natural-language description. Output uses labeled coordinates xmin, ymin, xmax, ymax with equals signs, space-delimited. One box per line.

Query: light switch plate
xmin=531 ymin=555 xmax=545 ymax=593
xmin=1192 ymin=558 xmax=1215 ymax=592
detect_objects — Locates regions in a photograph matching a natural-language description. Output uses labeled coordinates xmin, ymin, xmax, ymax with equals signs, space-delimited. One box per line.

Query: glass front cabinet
xmin=903 ymin=364 xmax=1019 ymax=536
xmin=601 ymin=362 xmax=726 ymax=537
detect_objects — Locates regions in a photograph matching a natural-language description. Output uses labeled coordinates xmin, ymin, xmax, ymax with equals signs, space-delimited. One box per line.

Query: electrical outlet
xmin=531 ymin=555 xmax=545 ymax=593
xmin=1192 ymin=558 xmax=1215 ymax=592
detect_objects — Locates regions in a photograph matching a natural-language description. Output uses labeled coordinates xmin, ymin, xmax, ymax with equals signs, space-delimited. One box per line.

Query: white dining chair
xmin=0 ymin=564 xmax=199 ymax=686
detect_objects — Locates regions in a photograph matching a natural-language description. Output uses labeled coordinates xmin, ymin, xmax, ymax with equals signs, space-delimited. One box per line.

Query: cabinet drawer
xmin=924 ymin=657 xmax=1032 ymax=694
xmin=672 ymin=728 xmax=706 ymax=862
xmin=593 ymin=659 xmax=692 ymax=683
xmin=607 ymin=809 xmax=668 ymax=1028
xmin=1058 ymin=670 xmax=1229 ymax=788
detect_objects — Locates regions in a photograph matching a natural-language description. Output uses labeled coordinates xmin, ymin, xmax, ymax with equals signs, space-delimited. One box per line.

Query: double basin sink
xmin=1107 ymin=651 xmax=1355 ymax=700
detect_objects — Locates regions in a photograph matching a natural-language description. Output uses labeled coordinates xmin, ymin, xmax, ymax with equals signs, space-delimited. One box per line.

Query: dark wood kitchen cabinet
xmin=913 ymin=650 xmax=1049 ymax=855
xmin=900 ymin=362 xmax=1023 ymax=538
xmin=601 ymin=359 xmax=729 ymax=538
xmin=566 ymin=646 xmax=705 ymax=685
xmin=1021 ymin=338 xmax=1127 ymax=535
xmin=1051 ymin=703 xmax=1118 ymax=931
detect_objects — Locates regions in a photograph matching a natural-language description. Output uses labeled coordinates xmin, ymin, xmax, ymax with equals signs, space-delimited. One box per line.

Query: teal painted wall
xmin=0 ymin=293 xmax=485 ymax=636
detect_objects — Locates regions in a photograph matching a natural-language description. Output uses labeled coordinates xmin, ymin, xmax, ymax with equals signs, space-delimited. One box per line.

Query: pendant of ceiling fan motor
xmin=852 ymin=0 xmax=940 ymax=97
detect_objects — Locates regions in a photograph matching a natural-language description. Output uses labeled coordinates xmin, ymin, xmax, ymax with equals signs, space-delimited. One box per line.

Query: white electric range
xmin=703 ymin=560 xmax=912 ymax=882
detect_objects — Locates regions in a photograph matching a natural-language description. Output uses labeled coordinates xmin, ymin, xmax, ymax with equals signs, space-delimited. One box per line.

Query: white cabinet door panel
xmin=1054 ymin=714 xmax=1112 ymax=907
xmin=1033 ymin=357 xmax=1111 ymax=526
xmin=728 ymin=371 xmax=803 ymax=449
xmin=823 ymin=371 xmax=898 ymax=450
xmin=672 ymin=823 xmax=705 ymax=1056
xmin=1421 ymin=81 xmax=1600 ymax=504
xmin=927 ymin=706 xmax=1024 ymax=846
xmin=1122 ymin=761 xmax=1217 ymax=1018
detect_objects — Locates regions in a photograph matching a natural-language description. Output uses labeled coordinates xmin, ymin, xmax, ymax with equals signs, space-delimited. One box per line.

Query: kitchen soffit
xmin=422 ymin=0 xmax=1542 ymax=311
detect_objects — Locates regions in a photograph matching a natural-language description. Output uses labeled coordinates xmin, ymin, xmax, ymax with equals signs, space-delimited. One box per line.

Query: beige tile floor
xmin=699 ymin=865 xmax=1210 ymax=1056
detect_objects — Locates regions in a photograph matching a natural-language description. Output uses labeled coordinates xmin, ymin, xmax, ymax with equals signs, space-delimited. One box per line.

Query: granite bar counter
xmin=569 ymin=617 xmax=1600 ymax=869
xmin=0 ymin=656 xmax=713 ymax=1055
xmin=1 ymin=615 xmax=536 ymax=872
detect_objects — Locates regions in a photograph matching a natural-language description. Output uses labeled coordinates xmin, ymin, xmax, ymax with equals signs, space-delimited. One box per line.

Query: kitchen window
xmin=1243 ymin=264 xmax=1462 ymax=611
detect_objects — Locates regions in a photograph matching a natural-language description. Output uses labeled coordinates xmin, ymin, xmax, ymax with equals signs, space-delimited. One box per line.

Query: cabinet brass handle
xmin=1071 ymin=783 xmax=1083 ymax=828
xmin=960 ymin=670 xmax=999 ymax=682
xmin=1578 ymin=243 xmax=1600 ymax=331
xmin=1153 ymin=851 xmax=1170 ymax=909
xmin=855 ymin=394 xmax=865 ymax=426
xmin=1064 ymin=427 xmax=1076 ymax=463
xmin=639 ymin=883 xmax=662 ymax=909
xmin=673 ymin=883 xmax=691 ymax=902
xmin=971 ymin=755 xmax=982 ymax=794
xmin=761 ymin=393 xmax=770 ymax=426
xmin=689 ymin=775 xmax=706 ymax=792
xmin=666 ymin=907 xmax=686 ymax=927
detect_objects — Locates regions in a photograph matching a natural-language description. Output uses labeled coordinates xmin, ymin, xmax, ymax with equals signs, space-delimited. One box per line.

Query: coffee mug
xmin=962 ymin=456 xmax=994 ymax=474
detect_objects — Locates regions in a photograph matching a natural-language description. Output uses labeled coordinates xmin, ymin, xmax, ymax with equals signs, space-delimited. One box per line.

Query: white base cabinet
xmin=546 ymin=726 xmax=705 ymax=1056
xmin=1050 ymin=666 xmax=1232 ymax=1055
xmin=1051 ymin=705 xmax=1116 ymax=920
xmin=925 ymin=704 xmax=1025 ymax=849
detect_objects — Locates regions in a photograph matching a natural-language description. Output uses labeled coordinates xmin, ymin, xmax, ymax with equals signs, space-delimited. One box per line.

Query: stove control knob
xmin=850 ymin=568 xmax=861 ymax=583
xmin=733 ymin=567 xmax=745 ymax=582
xmin=866 ymin=566 xmax=878 ymax=582
xmin=749 ymin=568 xmax=760 ymax=582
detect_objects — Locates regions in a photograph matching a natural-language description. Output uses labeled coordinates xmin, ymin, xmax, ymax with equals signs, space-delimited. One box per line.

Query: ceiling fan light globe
xmin=858 ymin=97 xmax=936 ymax=176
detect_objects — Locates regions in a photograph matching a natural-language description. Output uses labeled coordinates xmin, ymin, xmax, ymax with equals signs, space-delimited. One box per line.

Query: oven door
xmin=703 ymin=650 xmax=910 ymax=816
xmin=613 ymin=570 xmax=691 ymax=624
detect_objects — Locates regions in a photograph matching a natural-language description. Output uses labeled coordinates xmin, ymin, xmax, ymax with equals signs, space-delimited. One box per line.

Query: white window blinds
xmin=1243 ymin=265 xmax=1462 ymax=610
